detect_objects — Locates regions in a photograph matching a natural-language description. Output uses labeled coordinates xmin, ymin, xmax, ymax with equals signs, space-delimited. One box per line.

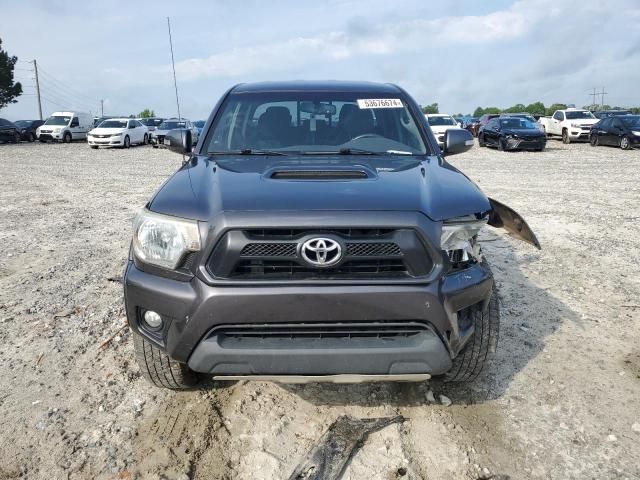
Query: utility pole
xmin=589 ymin=88 xmax=598 ymax=110
xmin=100 ymin=99 xmax=104 ymax=117
xmin=600 ymin=87 xmax=608 ymax=108
xmin=32 ymin=59 xmax=43 ymax=120
xmin=167 ymin=17 xmax=181 ymax=121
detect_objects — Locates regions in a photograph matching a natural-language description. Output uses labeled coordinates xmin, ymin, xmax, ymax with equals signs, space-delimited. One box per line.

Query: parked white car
xmin=36 ymin=111 xmax=93 ymax=143
xmin=150 ymin=118 xmax=199 ymax=148
xmin=425 ymin=114 xmax=463 ymax=147
xmin=87 ymin=118 xmax=149 ymax=149
xmin=538 ymin=109 xmax=599 ymax=143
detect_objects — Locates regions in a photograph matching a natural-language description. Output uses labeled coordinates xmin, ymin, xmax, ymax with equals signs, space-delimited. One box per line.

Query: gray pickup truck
xmin=124 ymin=81 xmax=539 ymax=389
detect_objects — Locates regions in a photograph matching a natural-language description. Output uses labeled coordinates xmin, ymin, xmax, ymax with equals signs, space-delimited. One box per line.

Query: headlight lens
xmin=441 ymin=217 xmax=487 ymax=264
xmin=633 ymin=131 xmax=640 ymax=136
xmin=132 ymin=209 xmax=201 ymax=269
xmin=111 ymin=133 xmax=122 ymax=137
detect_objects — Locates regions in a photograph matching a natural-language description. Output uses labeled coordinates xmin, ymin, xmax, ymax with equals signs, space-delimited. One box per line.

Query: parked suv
xmin=124 ymin=81 xmax=540 ymax=389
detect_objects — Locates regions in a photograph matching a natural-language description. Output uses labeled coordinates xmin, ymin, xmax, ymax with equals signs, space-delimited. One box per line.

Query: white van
xmin=36 ymin=111 xmax=93 ymax=143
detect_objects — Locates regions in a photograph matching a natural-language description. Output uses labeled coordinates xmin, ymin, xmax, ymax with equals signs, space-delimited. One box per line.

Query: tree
xmin=545 ymin=103 xmax=567 ymax=116
xmin=524 ymin=102 xmax=546 ymax=115
xmin=503 ymin=103 xmax=526 ymax=113
xmin=0 ymin=38 xmax=22 ymax=110
xmin=138 ymin=108 xmax=155 ymax=118
xmin=473 ymin=107 xmax=484 ymax=117
xmin=421 ymin=103 xmax=439 ymax=114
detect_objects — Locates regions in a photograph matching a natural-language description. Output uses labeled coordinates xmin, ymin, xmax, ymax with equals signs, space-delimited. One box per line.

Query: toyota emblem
xmin=300 ymin=237 xmax=342 ymax=267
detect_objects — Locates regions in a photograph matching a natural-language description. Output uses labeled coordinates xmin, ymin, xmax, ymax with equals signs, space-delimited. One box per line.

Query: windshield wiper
xmin=301 ymin=148 xmax=415 ymax=156
xmin=207 ymin=149 xmax=288 ymax=156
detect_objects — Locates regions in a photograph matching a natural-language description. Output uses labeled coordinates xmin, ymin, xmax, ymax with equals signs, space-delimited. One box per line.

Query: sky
xmin=2 ymin=0 xmax=640 ymax=121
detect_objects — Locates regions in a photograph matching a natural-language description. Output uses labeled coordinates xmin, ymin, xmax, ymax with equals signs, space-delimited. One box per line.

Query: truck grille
xmin=232 ymin=259 xmax=408 ymax=279
xmin=207 ymin=228 xmax=432 ymax=282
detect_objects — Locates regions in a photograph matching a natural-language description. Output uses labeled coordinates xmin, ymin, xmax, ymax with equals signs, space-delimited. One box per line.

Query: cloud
xmin=172 ymin=4 xmax=537 ymax=82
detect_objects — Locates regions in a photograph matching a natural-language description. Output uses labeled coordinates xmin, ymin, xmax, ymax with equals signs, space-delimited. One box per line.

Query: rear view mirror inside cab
xmin=299 ymin=101 xmax=337 ymax=116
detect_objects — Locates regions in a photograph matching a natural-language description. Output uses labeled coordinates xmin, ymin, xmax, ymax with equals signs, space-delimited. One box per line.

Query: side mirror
xmin=165 ymin=128 xmax=192 ymax=155
xmin=442 ymin=129 xmax=474 ymax=156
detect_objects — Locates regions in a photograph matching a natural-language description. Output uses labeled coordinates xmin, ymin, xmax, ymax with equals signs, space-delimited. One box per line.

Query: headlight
xmin=633 ymin=131 xmax=640 ymax=136
xmin=111 ymin=133 xmax=122 ymax=137
xmin=441 ymin=217 xmax=487 ymax=264
xmin=132 ymin=209 xmax=201 ymax=269
xmin=570 ymin=123 xmax=580 ymax=128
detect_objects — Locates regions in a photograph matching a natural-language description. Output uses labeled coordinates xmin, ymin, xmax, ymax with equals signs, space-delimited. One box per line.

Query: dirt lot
xmin=0 ymin=140 xmax=639 ymax=480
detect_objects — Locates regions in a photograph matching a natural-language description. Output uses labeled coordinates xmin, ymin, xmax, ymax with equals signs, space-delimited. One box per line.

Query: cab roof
xmin=231 ymin=80 xmax=401 ymax=94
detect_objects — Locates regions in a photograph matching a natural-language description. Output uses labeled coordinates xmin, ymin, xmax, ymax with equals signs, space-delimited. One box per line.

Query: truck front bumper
xmin=123 ymin=260 xmax=494 ymax=377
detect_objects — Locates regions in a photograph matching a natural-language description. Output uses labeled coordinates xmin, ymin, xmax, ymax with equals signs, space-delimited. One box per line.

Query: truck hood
xmin=149 ymin=154 xmax=491 ymax=222
xmin=430 ymin=125 xmax=462 ymax=135
xmin=566 ymin=118 xmax=599 ymax=125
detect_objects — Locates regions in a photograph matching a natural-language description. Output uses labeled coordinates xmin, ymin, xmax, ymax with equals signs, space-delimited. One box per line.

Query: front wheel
xmin=133 ymin=332 xmax=200 ymax=389
xmin=590 ymin=134 xmax=599 ymax=147
xmin=63 ymin=132 xmax=72 ymax=143
xmin=562 ymin=129 xmax=570 ymax=144
xmin=620 ymin=135 xmax=631 ymax=150
xmin=497 ymin=138 xmax=505 ymax=151
xmin=478 ymin=134 xmax=486 ymax=147
xmin=444 ymin=288 xmax=500 ymax=382
xmin=29 ymin=133 xmax=35 ymax=142
xmin=123 ymin=135 xmax=130 ymax=148
xmin=12 ymin=132 xmax=20 ymax=144
xmin=143 ymin=133 xmax=148 ymax=145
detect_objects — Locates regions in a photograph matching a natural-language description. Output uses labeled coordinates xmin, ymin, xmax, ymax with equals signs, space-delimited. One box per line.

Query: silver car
xmin=150 ymin=118 xmax=199 ymax=147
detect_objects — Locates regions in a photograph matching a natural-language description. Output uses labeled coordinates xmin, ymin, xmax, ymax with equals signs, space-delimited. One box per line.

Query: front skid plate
xmin=212 ymin=373 xmax=430 ymax=383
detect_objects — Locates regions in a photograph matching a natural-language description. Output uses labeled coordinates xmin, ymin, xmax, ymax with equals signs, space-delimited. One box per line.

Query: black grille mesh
xmin=346 ymin=242 xmax=401 ymax=257
xmin=241 ymin=243 xmax=297 ymax=257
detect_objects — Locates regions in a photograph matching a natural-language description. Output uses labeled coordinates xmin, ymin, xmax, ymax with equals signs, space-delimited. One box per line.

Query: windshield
xmin=44 ymin=116 xmax=71 ymax=126
xmin=193 ymin=120 xmax=206 ymax=128
xmin=15 ymin=120 xmax=32 ymax=127
xmin=427 ymin=116 xmax=457 ymax=126
xmin=140 ymin=118 xmax=163 ymax=127
xmin=500 ymin=118 xmax=538 ymax=129
xmin=510 ymin=114 xmax=537 ymax=123
xmin=205 ymin=92 xmax=427 ymax=155
xmin=98 ymin=120 xmax=127 ymax=128
xmin=565 ymin=111 xmax=595 ymax=120
xmin=621 ymin=116 xmax=640 ymax=128
xmin=159 ymin=121 xmax=186 ymax=129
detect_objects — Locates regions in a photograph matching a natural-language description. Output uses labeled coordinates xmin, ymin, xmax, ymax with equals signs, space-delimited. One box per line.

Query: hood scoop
xmin=269 ymin=169 xmax=371 ymax=180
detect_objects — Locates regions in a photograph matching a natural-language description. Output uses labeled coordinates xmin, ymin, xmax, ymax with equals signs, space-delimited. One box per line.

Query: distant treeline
xmin=421 ymin=102 xmax=640 ymax=118
xmin=469 ymin=103 xmax=640 ymax=118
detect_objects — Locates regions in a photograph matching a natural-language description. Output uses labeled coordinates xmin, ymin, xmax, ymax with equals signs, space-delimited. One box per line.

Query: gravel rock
xmin=439 ymin=395 xmax=452 ymax=407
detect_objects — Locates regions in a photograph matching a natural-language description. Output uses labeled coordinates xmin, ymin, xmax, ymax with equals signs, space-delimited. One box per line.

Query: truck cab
xmin=540 ymin=109 xmax=598 ymax=144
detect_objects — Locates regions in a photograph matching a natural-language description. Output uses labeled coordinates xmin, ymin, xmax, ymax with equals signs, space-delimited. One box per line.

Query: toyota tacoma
xmin=124 ymin=81 xmax=540 ymax=389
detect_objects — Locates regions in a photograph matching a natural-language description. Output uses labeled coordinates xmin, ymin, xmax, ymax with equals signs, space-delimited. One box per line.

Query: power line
xmin=36 ymin=66 xmax=99 ymax=105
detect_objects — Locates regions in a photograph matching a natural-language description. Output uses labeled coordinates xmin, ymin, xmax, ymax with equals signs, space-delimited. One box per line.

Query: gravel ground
xmin=0 ymin=140 xmax=639 ymax=480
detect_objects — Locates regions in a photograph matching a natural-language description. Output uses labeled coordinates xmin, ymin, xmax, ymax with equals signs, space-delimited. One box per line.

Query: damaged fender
xmin=488 ymin=198 xmax=541 ymax=249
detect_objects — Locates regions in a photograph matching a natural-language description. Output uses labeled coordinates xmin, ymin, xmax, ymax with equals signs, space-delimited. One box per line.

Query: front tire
xmin=12 ymin=132 xmax=20 ymax=144
xmin=143 ymin=133 xmax=148 ymax=145
xmin=133 ymin=332 xmax=200 ymax=389
xmin=590 ymin=134 xmax=599 ymax=147
xmin=497 ymin=138 xmax=505 ymax=151
xmin=90 ymin=146 xmax=98 ymax=149
xmin=444 ymin=288 xmax=500 ymax=382
xmin=620 ymin=135 xmax=631 ymax=150
xmin=29 ymin=132 xmax=35 ymax=142
xmin=123 ymin=135 xmax=130 ymax=148
xmin=478 ymin=134 xmax=486 ymax=147
xmin=562 ymin=129 xmax=570 ymax=144
xmin=63 ymin=132 xmax=72 ymax=143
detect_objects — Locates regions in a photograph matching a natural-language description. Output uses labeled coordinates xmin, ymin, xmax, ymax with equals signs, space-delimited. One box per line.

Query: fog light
xmin=143 ymin=310 xmax=163 ymax=329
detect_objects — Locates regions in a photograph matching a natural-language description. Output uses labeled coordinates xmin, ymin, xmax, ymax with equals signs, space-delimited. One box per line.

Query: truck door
xmin=551 ymin=111 xmax=563 ymax=135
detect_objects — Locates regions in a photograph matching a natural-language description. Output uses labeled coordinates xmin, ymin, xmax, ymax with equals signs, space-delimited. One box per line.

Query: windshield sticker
xmin=357 ymin=99 xmax=403 ymax=109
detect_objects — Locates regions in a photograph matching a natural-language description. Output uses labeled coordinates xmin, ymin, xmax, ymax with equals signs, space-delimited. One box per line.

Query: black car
xmin=592 ymin=110 xmax=632 ymax=119
xmin=479 ymin=116 xmax=546 ymax=151
xmin=14 ymin=120 xmax=44 ymax=142
xmin=0 ymin=118 xmax=21 ymax=144
xmin=590 ymin=115 xmax=640 ymax=150
xmin=123 ymin=80 xmax=540 ymax=390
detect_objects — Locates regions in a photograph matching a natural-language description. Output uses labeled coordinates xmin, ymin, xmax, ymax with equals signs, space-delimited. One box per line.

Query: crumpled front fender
xmin=488 ymin=198 xmax=541 ymax=249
